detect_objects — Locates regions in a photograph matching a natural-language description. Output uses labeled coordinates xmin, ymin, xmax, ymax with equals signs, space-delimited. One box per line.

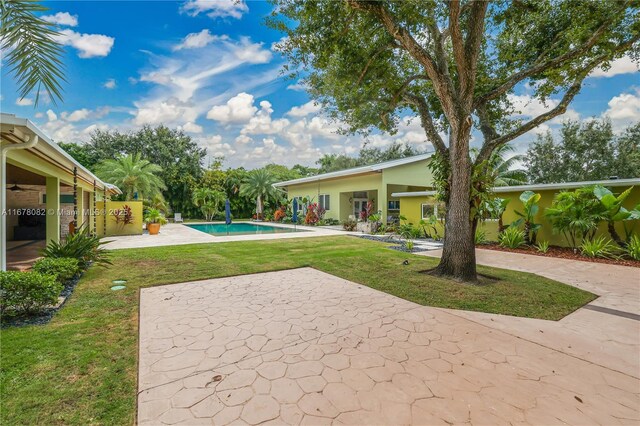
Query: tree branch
xmin=462 ymin=1 xmax=488 ymax=102
xmin=474 ymin=41 xmax=637 ymax=164
xmin=449 ymin=1 xmax=467 ymax=95
xmin=474 ymin=6 xmax=629 ymax=108
xmin=403 ymin=93 xmax=448 ymax=155
xmin=356 ymin=42 xmax=401 ymax=86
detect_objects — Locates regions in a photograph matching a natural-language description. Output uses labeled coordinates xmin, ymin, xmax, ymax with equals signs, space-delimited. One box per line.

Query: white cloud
xmin=287 ymin=101 xmax=321 ymax=117
xmin=133 ymin=98 xmax=198 ymax=126
xmin=82 ymin=123 xmax=108 ymax=135
xmin=46 ymin=110 xmax=58 ymax=122
xmin=241 ymin=101 xmax=290 ymax=135
xmin=180 ymin=122 xmax=203 ymax=133
xmin=181 ymin=0 xmax=249 ymax=19
xmin=235 ymin=134 xmax=253 ymax=145
xmin=590 ymin=55 xmax=639 ymax=78
xmin=174 ymin=29 xmax=225 ymax=51
xmin=34 ymin=112 xmax=43 ymax=118
xmin=233 ymin=37 xmax=272 ymax=64
xmin=603 ymin=88 xmax=640 ymax=130
xmin=15 ymin=97 xmax=33 ymax=106
xmin=508 ymin=94 xmax=559 ymax=117
xmin=56 ymin=29 xmax=115 ymax=58
xmin=197 ymin=135 xmax=236 ymax=157
xmin=207 ymin=92 xmax=258 ymax=123
xmin=42 ymin=12 xmax=78 ymax=27
xmin=103 ymin=78 xmax=117 ymax=89
xmin=287 ymin=82 xmax=308 ymax=92
xmin=63 ymin=108 xmax=91 ymax=122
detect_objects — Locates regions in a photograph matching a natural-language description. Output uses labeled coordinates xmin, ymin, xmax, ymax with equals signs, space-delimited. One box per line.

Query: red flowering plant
xmin=113 ymin=205 xmax=134 ymax=226
xmin=304 ymin=202 xmax=320 ymax=225
xmin=359 ymin=200 xmax=374 ymax=222
xmin=273 ymin=206 xmax=287 ymax=222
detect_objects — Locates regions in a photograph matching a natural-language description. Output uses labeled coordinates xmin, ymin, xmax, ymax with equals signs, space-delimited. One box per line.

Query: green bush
xmin=42 ymin=228 xmax=111 ymax=269
xmin=499 ymin=227 xmax=525 ymax=249
xmin=475 ymin=228 xmax=486 ymax=245
xmin=0 ymin=271 xmax=62 ymax=314
xmin=580 ymin=236 xmax=618 ymax=259
xmin=627 ymin=235 xmax=640 ymax=260
xmin=33 ymin=257 xmax=80 ymax=284
xmin=536 ymin=240 xmax=550 ymax=253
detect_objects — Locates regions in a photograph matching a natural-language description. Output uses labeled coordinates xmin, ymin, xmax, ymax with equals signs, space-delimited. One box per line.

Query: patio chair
xmin=174 ymin=213 xmax=183 ymax=223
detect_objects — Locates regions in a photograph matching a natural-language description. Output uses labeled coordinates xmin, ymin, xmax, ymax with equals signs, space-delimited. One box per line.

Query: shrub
xmin=405 ymin=240 xmax=415 ymax=251
xmin=474 ymin=228 xmax=486 ymax=245
xmin=144 ymin=208 xmax=168 ymax=225
xmin=536 ymin=240 xmax=550 ymax=254
xmin=499 ymin=227 xmax=525 ymax=249
xmin=273 ymin=208 xmax=286 ymax=222
xmin=42 ymin=228 xmax=111 ymax=269
xmin=627 ymin=235 xmax=640 ymax=260
xmin=32 ymin=257 xmax=80 ymax=284
xmin=580 ymin=236 xmax=618 ymax=259
xmin=0 ymin=271 xmax=62 ymax=314
xmin=342 ymin=219 xmax=357 ymax=231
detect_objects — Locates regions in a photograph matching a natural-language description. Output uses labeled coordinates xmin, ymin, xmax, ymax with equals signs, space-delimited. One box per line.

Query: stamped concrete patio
xmin=138 ymin=267 xmax=639 ymax=425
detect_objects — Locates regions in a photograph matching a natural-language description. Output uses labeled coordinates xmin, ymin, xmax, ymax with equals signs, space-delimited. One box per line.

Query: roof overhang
xmin=391 ymin=178 xmax=640 ymax=198
xmin=1 ymin=113 xmax=121 ymax=194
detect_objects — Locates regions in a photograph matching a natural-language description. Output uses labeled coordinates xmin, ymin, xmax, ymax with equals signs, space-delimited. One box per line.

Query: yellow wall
xmin=96 ymin=201 xmax=143 ymax=237
xmin=399 ymin=186 xmax=640 ymax=247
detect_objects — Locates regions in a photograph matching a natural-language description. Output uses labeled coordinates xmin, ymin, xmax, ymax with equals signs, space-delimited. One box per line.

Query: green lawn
xmin=0 ymin=236 xmax=596 ymax=425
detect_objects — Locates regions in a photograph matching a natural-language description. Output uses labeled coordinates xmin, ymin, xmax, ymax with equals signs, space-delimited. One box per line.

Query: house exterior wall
xmin=95 ymin=201 xmax=144 ymax=237
xmin=398 ymin=185 xmax=640 ymax=247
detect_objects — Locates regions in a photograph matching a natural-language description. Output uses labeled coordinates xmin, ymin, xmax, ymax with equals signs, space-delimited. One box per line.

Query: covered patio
xmin=1 ymin=113 xmax=120 ymax=271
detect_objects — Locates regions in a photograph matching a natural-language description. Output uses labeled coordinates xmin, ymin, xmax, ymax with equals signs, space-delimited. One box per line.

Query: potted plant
xmin=144 ymin=208 xmax=167 ymax=235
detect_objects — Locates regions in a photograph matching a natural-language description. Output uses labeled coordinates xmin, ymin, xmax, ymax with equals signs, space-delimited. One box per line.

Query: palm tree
xmin=1 ymin=1 xmax=65 ymax=105
xmin=473 ymin=144 xmax=527 ymax=187
xmin=240 ymin=169 xmax=280 ymax=218
xmin=96 ymin=153 xmax=166 ymax=201
xmin=192 ymin=187 xmax=225 ymax=221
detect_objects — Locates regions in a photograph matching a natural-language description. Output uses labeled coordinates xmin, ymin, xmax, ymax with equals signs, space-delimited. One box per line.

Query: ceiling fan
xmin=7 ymin=184 xmax=38 ymax=192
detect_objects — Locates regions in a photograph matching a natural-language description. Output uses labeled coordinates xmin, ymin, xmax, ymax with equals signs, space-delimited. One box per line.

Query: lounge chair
xmin=174 ymin=213 xmax=183 ymax=223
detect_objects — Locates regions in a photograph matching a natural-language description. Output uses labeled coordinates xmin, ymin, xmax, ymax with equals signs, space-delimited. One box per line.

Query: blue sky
xmin=1 ymin=0 xmax=638 ymax=169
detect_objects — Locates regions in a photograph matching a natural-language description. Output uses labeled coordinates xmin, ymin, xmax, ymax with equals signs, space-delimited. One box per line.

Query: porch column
xmin=379 ymin=184 xmax=388 ymax=224
xmin=77 ymin=187 xmax=84 ymax=229
xmin=46 ymin=177 xmax=60 ymax=244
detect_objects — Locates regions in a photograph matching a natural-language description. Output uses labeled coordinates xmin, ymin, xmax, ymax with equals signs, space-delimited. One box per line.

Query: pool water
xmin=187 ymin=222 xmax=305 ymax=236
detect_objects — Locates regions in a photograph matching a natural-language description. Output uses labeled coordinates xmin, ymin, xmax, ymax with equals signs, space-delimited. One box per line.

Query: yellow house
xmin=0 ymin=113 xmax=133 ymax=271
xmin=393 ymin=178 xmax=640 ymax=246
xmin=274 ymin=153 xmax=435 ymax=223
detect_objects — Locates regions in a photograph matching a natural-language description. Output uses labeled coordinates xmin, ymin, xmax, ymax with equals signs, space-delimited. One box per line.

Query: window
xmin=388 ymin=200 xmax=400 ymax=210
xmin=319 ymin=194 xmax=330 ymax=210
xmin=421 ymin=203 xmax=436 ymax=219
xmin=42 ymin=194 xmax=75 ymax=204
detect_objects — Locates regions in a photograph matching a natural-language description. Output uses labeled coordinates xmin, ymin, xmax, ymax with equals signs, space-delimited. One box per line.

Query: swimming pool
xmin=186 ymin=222 xmax=305 ymax=236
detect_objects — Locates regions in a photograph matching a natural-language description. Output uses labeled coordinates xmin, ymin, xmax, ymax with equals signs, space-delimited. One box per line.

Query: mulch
xmin=480 ymin=243 xmax=640 ymax=268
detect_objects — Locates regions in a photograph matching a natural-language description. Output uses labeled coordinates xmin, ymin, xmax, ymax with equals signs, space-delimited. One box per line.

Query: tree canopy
xmin=525 ymin=120 xmax=640 ymax=183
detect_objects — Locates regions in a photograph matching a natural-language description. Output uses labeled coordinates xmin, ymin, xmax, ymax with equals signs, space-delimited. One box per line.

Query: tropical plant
xmin=144 ymin=209 xmax=168 ymax=225
xmin=95 ymin=153 xmax=166 ymax=201
xmin=0 ymin=0 xmax=65 ymax=105
xmin=192 ymin=188 xmax=225 ymax=221
xmin=359 ymin=200 xmax=375 ymax=222
xmin=626 ymin=235 xmax=640 ymax=261
xmin=0 ymin=271 xmax=62 ymax=315
xmin=472 ymin=144 xmax=527 ymax=187
xmin=304 ymin=202 xmax=322 ymax=225
xmin=112 ymin=205 xmax=134 ymax=226
xmin=592 ymin=185 xmax=640 ymax=247
xmin=240 ymin=169 xmax=281 ymax=219
xmin=404 ymin=240 xmax=415 ymax=252
xmin=474 ymin=228 xmax=487 ymax=245
xmin=545 ymin=188 xmax=605 ymax=250
xmin=580 ymin=236 xmax=618 ymax=259
xmin=42 ymin=228 xmax=111 ymax=269
xmin=342 ymin=219 xmax=357 ymax=231
xmin=513 ymin=191 xmax=542 ymax=245
xmin=273 ymin=207 xmax=286 ymax=222
xmin=499 ymin=227 xmax=525 ymax=249
xmin=536 ymin=240 xmax=550 ymax=254
xmin=418 ymin=215 xmax=442 ymax=240
xmin=32 ymin=257 xmax=80 ymax=285
xmin=144 ymin=194 xmax=169 ymax=215
xmin=271 ymin=0 xmax=636 ymax=282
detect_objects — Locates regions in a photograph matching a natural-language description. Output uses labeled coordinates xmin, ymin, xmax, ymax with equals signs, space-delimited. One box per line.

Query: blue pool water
xmin=187 ymin=222 xmax=305 ymax=236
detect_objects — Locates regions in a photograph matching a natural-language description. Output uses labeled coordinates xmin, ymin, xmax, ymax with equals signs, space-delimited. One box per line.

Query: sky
xmin=1 ymin=0 xmax=639 ymax=169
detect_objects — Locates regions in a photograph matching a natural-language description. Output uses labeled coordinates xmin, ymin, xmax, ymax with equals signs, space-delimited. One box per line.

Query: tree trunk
xmin=431 ymin=129 xmax=477 ymax=282
xmin=256 ymin=195 xmax=263 ymax=219
xmin=608 ymin=221 xmax=626 ymax=247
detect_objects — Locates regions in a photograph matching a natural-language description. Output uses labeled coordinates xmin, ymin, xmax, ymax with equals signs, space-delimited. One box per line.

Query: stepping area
xmin=138 ymin=267 xmax=639 ymax=425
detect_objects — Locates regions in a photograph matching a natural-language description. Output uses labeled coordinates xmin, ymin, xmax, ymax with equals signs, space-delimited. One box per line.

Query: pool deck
xmin=102 ymin=223 xmax=354 ymax=250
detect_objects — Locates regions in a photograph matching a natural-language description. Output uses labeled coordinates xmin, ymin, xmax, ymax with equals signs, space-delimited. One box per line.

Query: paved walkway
xmin=103 ymin=223 xmax=351 ymax=250
xmin=418 ymin=249 xmax=640 ymax=378
xmin=138 ymin=267 xmax=639 ymax=425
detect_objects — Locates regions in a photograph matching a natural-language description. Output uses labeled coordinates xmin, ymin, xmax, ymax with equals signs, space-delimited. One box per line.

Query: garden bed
xmin=480 ymin=243 xmax=640 ymax=267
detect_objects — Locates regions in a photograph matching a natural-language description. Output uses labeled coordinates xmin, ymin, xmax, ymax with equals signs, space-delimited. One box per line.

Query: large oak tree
xmin=270 ymin=0 xmax=639 ymax=281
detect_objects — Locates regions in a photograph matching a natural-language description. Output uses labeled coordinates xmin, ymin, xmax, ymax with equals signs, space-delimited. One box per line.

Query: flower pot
xmin=148 ymin=223 xmax=161 ymax=235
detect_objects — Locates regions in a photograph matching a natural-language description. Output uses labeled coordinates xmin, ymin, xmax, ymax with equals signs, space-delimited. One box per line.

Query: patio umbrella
xmin=292 ymin=198 xmax=298 ymax=231
xmin=225 ymin=199 xmax=232 ymax=235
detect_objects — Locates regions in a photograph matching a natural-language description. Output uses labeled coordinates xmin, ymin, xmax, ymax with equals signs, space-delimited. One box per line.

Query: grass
xmin=0 ymin=236 xmax=596 ymax=425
